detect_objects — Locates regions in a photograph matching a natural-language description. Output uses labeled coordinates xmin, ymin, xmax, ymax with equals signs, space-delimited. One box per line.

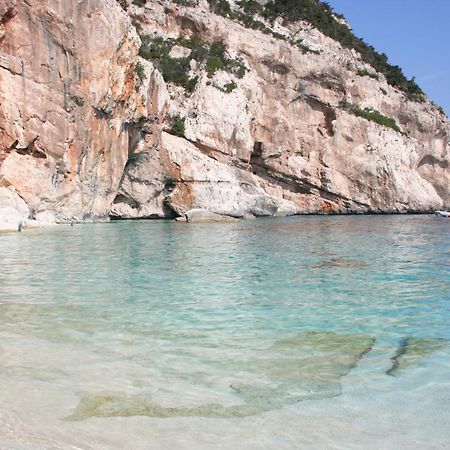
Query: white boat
xmin=434 ymin=210 xmax=450 ymax=218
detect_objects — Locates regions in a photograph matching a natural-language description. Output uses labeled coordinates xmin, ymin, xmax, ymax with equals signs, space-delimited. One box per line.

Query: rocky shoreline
xmin=1 ymin=0 xmax=449 ymax=230
xmin=1 ymin=206 xmax=441 ymax=234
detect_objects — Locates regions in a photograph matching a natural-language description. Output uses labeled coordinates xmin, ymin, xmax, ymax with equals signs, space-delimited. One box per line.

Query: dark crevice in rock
xmin=123 ymin=150 xmax=148 ymax=171
xmin=304 ymin=95 xmax=336 ymax=137
xmin=176 ymin=179 xmax=232 ymax=184
xmin=418 ymin=154 xmax=448 ymax=169
xmin=250 ymin=143 xmax=310 ymax=195
xmin=190 ymin=139 xmax=228 ymax=160
xmin=301 ymin=71 xmax=346 ymax=95
xmin=176 ymin=16 xmax=204 ymax=34
xmin=113 ymin=194 xmax=138 ymax=208
xmin=162 ymin=199 xmax=179 ymax=219
xmin=262 ymin=60 xmax=290 ymax=75
xmin=250 ymin=142 xmax=369 ymax=208
xmin=256 ymin=165 xmax=311 ymax=195
xmin=323 ymin=108 xmax=337 ymax=137
xmin=93 ymin=107 xmax=113 ymax=120
xmin=251 ymin=141 xmax=263 ymax=160
xmin=164 ymin=179 xmax=177 ymax=193
xmin=0 ymin=6 xmax=16 ymax=26
xmin=15 ymin=137 xmax=47 ymax=159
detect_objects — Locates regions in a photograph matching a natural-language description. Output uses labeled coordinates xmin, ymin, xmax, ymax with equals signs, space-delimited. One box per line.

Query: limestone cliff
xmin=1 ymin=0 xmax=449 ymax=228
xmin=0 ymin=0 xmax=166 ymax=227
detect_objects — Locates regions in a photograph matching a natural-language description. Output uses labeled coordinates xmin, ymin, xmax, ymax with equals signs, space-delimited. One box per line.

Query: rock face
xmin=0 ymin=0 xmax=165 ymax=225
xmin=1 ymin=0 xmax=449 ymax=227
xmin=111 ymin=131 xmax=297 ymax=218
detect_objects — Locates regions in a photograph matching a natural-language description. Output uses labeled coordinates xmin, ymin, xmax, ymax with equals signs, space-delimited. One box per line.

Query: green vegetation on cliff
xmin=206 ymin=0 xmax=425 ymax=102
xmin=205 ymin=41 xmax=247 ymax=78
xmin=170 ymin=115 xmax=186 ymax=137
xmin=351 ymin=107 xmax=401 ymax=133
xmin=139 ymin=36 xmax=194 ymax=90
xmin=206 ymin=0 xmax=318 ymax=53
xmin=138 ymin=35 xmax=246 ymax=92
xmin=135 ymin=61 xmax=146 ymax=81
xmin=357 ymin=69 xmax=379 ymax=80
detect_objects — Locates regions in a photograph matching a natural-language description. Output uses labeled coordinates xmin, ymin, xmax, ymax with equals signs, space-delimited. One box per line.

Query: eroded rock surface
xmin=1 ymin=0 xmax=449 ymax=226
xmin=112 ymin=0 xmax=449 ymax=218
xmin=0 ymin=0 xmax=166 ymax=225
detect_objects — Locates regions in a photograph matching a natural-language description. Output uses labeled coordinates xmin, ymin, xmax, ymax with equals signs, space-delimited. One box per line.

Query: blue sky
xmin=327 ymin=0 xmax=450 ymax=115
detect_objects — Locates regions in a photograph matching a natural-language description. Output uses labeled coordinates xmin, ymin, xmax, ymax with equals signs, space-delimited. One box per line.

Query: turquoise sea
xmin=0 ymin=215 xmax=449 ymax=449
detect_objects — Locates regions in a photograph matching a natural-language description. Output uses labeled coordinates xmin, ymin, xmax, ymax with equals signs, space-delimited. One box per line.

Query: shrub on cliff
xmin=352 ymin=107 xmax=401 ymax=133
xmin=206 ymin=0 xmax=425 ymax=101
xmin=70 ymin=95 xmax=85 ymax=107
xmin=206 ymin=41 xmax=246 ymax=78
xmin=263 ymin=0 xmax=425 ymax=101
xmin=357 ymin=69 xmax=379 ymax=80
xmin=207 ymin=0 xmax=234 ymax=17
xmin=135 ymin=61 xmax=146 ymax=81
xmin=138 ymin=35 xmax=246 ymax=91
xmin=172 ymin=0 xmax=198 ymax=6
xmin=170 ymin=115 xmax=186 ymax=137
xmin=223 ymin=80 xmax=237 ymax=93
xmin=213 ymin=80 xmax=238 ymax=93
xmin=139 ymin=36 xmax=197 ymax=91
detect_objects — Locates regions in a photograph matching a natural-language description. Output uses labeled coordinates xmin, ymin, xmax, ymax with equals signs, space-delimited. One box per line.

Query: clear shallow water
xmin=0 ymin=215 xmax=449 ymax=449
